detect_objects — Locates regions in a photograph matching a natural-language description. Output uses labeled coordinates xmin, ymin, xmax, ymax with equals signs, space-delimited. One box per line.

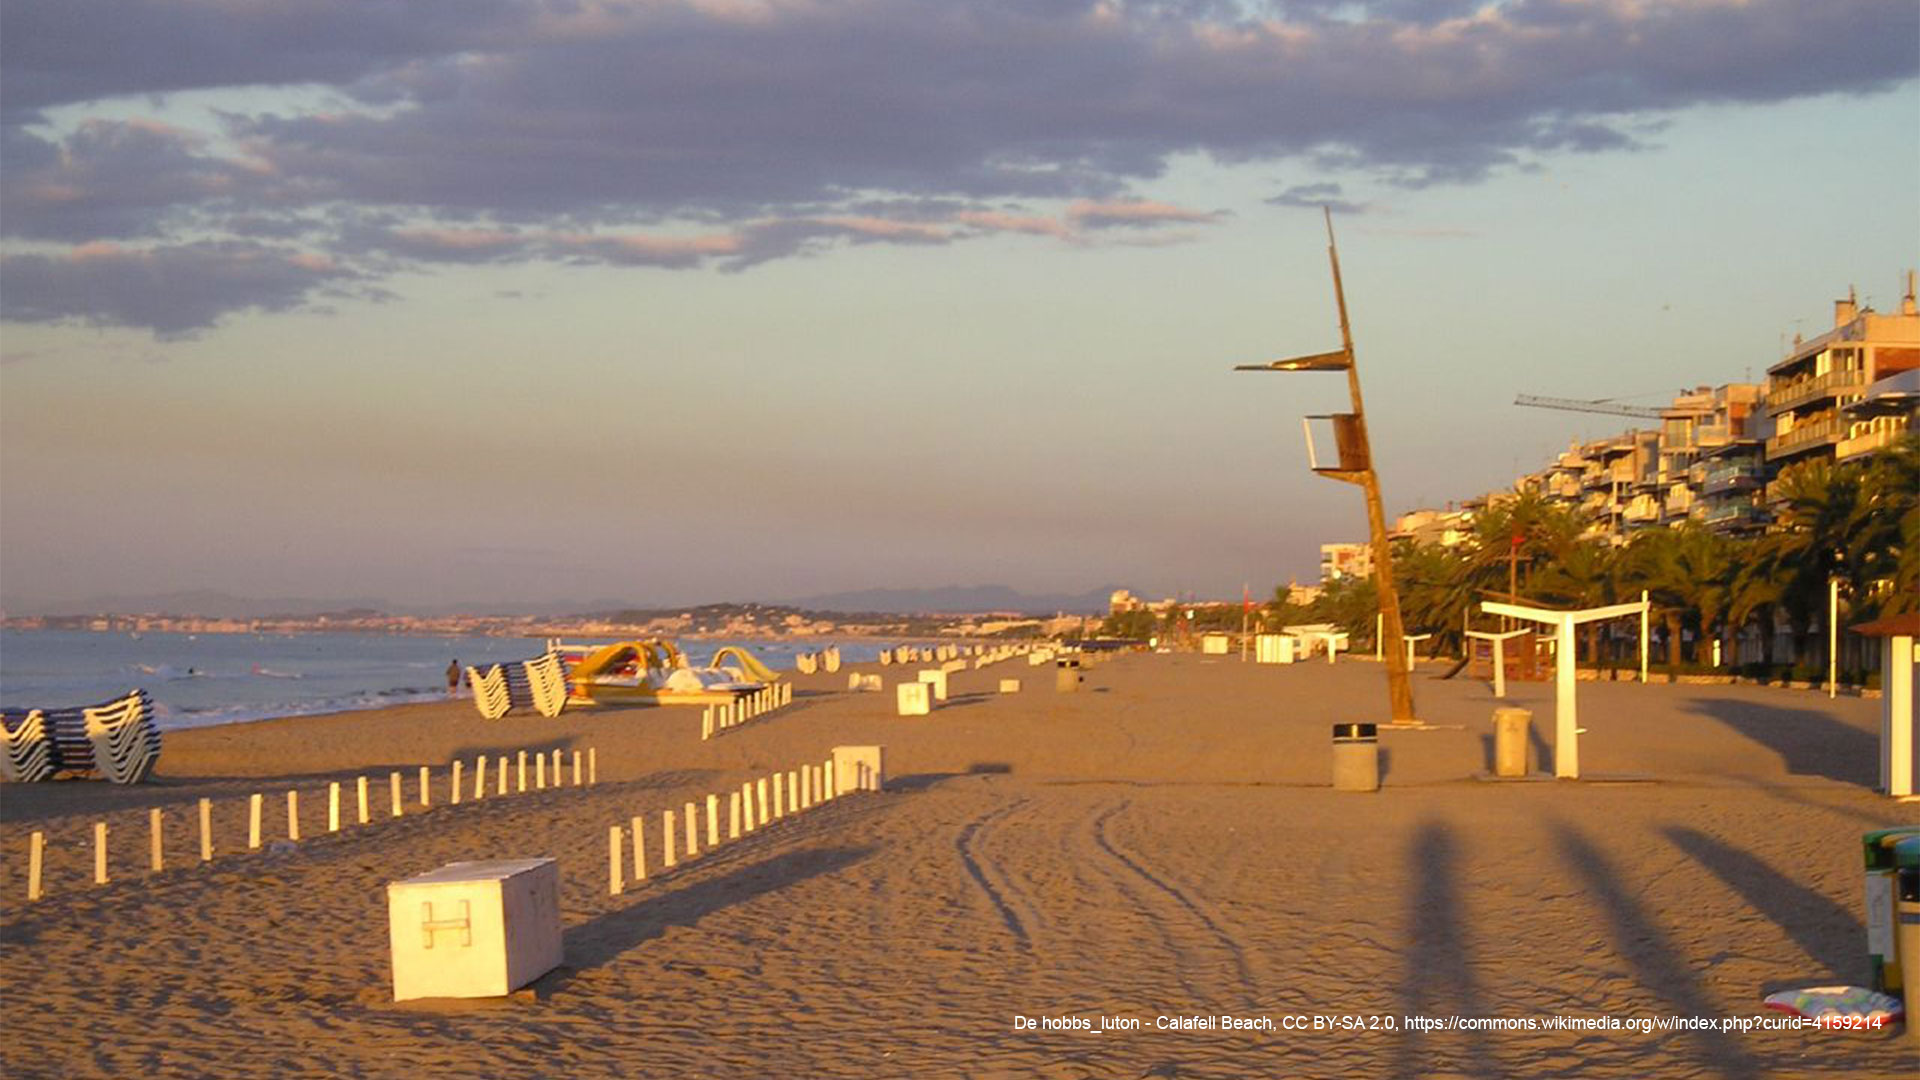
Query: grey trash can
xmin=1332 ymin=723 xmax=1379 ymax=792
xmin=1493 ymin=707 xmax=1532 ymax=778
xmin=1055 ymin=658 xmax=1083 ymax=693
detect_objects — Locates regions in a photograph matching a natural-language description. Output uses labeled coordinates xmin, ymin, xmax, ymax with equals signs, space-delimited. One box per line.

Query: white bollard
xmin=199 ymin=798 xmax=213 ymax=862
xmin=449 ymin=764 xmax=460 ymax=806
xmin=536 ymin=753 xmax=546 ymax=790
xmin=772 ymin=773 xmax=785 ymax=820
xmin=498 ymin=756 xmax=509 ymax=795
xmin=757 ymin=778 xmax=769 ymax=825
xmin=788 ymin=770 xmax=800 ymax=814
xmin=359 ymin=775 xmax=371 ymax=821
xmin=729 ymin=790 xmax=743 ymax=839
xmin=517 ymin=751 xmax=527 ymax=793
xmin=94 ymin=822 xmax=109 ymax=885
xmin=707 ymin=794 xmax=720 ymax=849
xmin=419 ymin=765 xmax=431 ymax=807
xmin=662 ymin=810 xmax=678 ymax=868
xmin=703 ymin=708 xmax=713 ymax=741
xmin=684 ymin=801 xmax=699 ymax=858
xmin=249 ymin=793 xmax=263 ymax=849
xmin=329 ymin=782 xmax=342 ymax=832
xmin=389 ymin=770 xmax=404 ymax=817
xmin=573 ymin=750 xmax=582 ymax=787
xmin=551 ymin=750 xmax=562 ymax=784
xmin=286 ymin=791 xmax=301 ymax=841
xmin=742 ymin=781 xmax=756 ymax=832
xmin=474 ymin=757 xmax=487 ymax=800
xmin=589 ymin=747 xmax=598 ymax=785
xmin=824 ymin=759 xmax=835 ymax=800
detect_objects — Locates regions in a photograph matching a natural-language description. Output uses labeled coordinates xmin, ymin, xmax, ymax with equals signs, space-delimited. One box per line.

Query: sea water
xmin=0 ymin=630 xmax=886 ymax=731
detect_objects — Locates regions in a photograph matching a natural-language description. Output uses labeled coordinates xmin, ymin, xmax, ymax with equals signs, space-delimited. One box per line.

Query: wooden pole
xmin=608 ymin=826 xmax=624 ymax=896
xmin=249 ymin=793 xmax=263 ymax=849
xmin=149 ymin=808 xmax=164 ymax=872
xmin=95 ymin=822 xmax=109 ymax=884
xmin=631 ymin=816 xmax=647 ymax=881
xmin=199 ymin=798 xmax=213 ymax=862
xmin=28 ymin=832 xmax=44 ymax=901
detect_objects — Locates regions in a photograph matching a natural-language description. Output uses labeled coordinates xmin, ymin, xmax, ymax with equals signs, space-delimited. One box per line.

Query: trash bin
xmin=1493 ymin=707 xmax=1532 ymax=778
xmin=1897 ymin=837 xmax=1920 ymax=1045
xmin=1055 ymin=658 xmax=1082 ymax=693
xmin=1332 ymin=723 xmax=1379 ymax=792
xmin=1863 ymin=827 xmax=1920 ymax=991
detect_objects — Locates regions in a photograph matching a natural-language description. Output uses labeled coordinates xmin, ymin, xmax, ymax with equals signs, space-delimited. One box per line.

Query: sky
xmin=2 ymin=0 xmax=1916 ymax=613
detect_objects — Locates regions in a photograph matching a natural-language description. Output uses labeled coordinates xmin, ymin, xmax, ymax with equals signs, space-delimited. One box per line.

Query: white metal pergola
xmin=1480 ymin=597 xmax=1651 ymax=779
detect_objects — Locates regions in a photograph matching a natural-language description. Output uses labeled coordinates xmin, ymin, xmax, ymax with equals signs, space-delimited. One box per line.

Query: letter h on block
xmin=421 ymin=900 xmax=472 ymax=948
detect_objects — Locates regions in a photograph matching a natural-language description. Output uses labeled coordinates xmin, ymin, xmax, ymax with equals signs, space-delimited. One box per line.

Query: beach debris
xmin=1763 ymin=986 xmax=1903 ymax=1026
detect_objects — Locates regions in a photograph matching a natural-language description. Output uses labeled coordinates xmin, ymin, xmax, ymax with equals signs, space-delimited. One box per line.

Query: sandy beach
xmin=3 ymin=652 xmax=1916 ymax=1078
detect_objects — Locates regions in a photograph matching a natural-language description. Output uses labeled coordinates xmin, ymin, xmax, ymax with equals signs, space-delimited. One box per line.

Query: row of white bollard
xmin=609 ymin=745 xmax=885 ymax=895
xmin=23 ymin=745 xmax=598 ymax=901
xmin=701 ymin=682 xmax=795 ymax=740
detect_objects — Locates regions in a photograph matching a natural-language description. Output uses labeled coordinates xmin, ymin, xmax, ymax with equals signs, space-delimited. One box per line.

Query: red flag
xmin=1243 ymin=584 xmax=1253 ymax=612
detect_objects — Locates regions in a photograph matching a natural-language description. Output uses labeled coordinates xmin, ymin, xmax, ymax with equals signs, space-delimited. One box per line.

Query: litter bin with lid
xmin=1332 ymin=723 xmax=1379 ymax=792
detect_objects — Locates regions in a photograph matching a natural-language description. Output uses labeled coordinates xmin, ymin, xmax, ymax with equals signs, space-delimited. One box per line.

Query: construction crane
xmin=1514 ymin=393 xmax=1707 ymax=419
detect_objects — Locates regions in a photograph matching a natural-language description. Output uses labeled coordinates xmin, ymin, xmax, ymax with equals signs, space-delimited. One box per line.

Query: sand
xmin=3 ymin=651 xmax=1917 ymax=1078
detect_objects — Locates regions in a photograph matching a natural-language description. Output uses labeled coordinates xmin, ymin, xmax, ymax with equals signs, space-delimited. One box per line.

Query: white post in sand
xmin=703 ymin=707 xmax=713 ymax=741
xmin=474 ymin=757 xmax=486 ymax=800
xmin=609 ymin=826 xmax=624 ymax=896
xmin=249 ymin=794 xmax=263 ymax=849
xmin=390 ymin=772 xmax=403 ymax=817
xmin=706 ymin=794 xmax=720 ymax=849
xmin=757 ymin=778 xmax=769 ymax=824
xmin=449 ymin=764 xmax=461 ymax=806
xmin=1483 ymin=598 xmax=1648 ymax=780
xmin=286 ymin=791 xmax=300 ymax=841
xmin=684 ymin=801 xmax=699 ymax=858
xmin=551 ymin=750 xmax=562 ymax=784
xmin=94 ymin=822 xmax=108 ymax=885
xmin=742 ymin=781 xmax=756 ymax=832
xmin=1640 ymin=590 xmax=1650 ymax=685
xmin=573 ymin=751 xmax=582 ymax=787
xmin=729 ymin=791 xmax=742 ymax=840
xmin=27 ymin=832 xmax=44 ymax=901
xmin=1464 ymin=628 xmax=1530 ymax=700
xmin=772 ymin=774 xmax=785 ymax=820
xmin=328 ymin=782 xmax=342 ymax=832
xmin=631 ymin=816 xmax=647 ymax=881
xmin=662 ymin=810 xmax=678 ymax=868
xmin=1376 ymin=613 xmax=1384 ymax=662
xmin=149 ymin=808 xmax=164 ymax=873
xmin=788 ymin=770 xmax=800 ymax=814
xmin=419 ymin=765 xmax=431 ymax=807
xmin=536 ymin=753 xmax=546 ymax=790
xmin=199 ymin=798 xmax=213 ymax=862
xmin=517 ymin=752 xmax=527 ymax=793
xmin=497 ymin=756 xmax=508 ymax=796
xmin=824 ymin=759 xmax=835 ymax=800
xmin=589 ymin=748 xmax=598 ymax=785
xmin=1829 ymin=577 xmax=1840 ymax=700
xmin=359 ymin=775 xmax=372 ymax=821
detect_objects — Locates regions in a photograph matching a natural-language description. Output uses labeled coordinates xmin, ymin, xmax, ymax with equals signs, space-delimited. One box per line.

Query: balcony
xmin=1663 ymin=488 xmax=1696 ymax=518
xmin=1701 ymin=465 xmax=1764 ymax=494
xmin=1767 ymin=368 xmax=1867 ymax=414
xmin=1701 ymin=501 xmax=1765 ymax=528
xmin=1837 ymin=424 xmax=1905 ymax=461
xmin=1766 ymin=415 xmax=1843 ymax=459
xmin=1622 ymin=499 xmax=1661 ymax=524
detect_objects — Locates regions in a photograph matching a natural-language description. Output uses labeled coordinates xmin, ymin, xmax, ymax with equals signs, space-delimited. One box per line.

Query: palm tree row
xmin=1268 ymin=434 xmax=1917 ymax=678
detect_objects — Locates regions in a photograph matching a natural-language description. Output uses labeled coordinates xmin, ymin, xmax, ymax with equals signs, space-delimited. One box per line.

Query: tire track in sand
xmin=955 ymin=796 xmax=1043 ymax=952
xmin=1086 ymin=799 xmax=1261 ymax=1009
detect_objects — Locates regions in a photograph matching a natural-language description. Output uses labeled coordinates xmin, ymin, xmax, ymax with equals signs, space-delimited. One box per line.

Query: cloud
xmin=0 ymin=241 xmax=358 ymax=338
xmin=1267 ymin=181 xmax=1367 ymax=213
xmin=2 ymin=0 xmax=1913 ymax=334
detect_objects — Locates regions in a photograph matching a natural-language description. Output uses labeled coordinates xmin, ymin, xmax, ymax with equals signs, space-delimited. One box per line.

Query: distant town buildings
xmin=1317 ymin=274 xmax=1919 ymax=574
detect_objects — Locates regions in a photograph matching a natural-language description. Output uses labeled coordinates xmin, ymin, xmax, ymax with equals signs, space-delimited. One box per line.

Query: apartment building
xmin=1765 ymin=279 xmax=1920 ymax=467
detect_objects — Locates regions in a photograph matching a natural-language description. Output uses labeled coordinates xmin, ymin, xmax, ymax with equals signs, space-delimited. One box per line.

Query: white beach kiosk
xmin=1479 ymin=596 xmax=1650 ymax=779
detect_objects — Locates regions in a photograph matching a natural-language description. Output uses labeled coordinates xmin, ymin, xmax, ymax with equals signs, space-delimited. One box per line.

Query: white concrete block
xmin=999 ymin=679 xmax=1021 ymax=694
xmin=831 ymin=745 xmax=885 ymax=794
xmin=388 ymin=858 xmax=561 ymax=1002
xmin=896 ymin=681 xmax=932 ymax=716
xmin=916 ymin=669 xmax=948 ymax=701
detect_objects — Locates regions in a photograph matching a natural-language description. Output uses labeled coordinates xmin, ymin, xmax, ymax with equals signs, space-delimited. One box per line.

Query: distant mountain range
xmin=783 ymin=585 xmax=1119 ymax=616
xmin=7 ymin=584 xmax=1119 ymax=619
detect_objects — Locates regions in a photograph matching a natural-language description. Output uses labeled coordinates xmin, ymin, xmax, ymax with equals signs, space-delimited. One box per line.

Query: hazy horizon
xmin=4 ymin=2 xmax=1916 ymax=612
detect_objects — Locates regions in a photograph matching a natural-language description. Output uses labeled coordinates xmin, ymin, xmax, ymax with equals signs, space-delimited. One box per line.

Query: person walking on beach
xmin=447 ymin=660 xmax=462 ymax=697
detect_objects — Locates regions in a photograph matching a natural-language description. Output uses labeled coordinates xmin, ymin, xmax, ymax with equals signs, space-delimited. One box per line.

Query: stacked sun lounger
xmin=468 ymin=652 xmax=569 ymax=720
xmin=0 ymin=689 xmax=161 ymax=784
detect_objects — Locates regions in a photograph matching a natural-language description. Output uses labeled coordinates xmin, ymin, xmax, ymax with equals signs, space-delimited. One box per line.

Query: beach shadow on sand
xmin=889 ymin=763 xmax=1014 ymax=792
xmin=1550 ymin=821 xmax=1762 ymax=1079
xmin=547 ymin=845 xmax=875 ymax=986
xmin=1660 ymin=826 xmax=1863 ymax=987
xmin=1682 ymin=698 xmax=1876 ymax=787
xmin=1392 ymin=820 xmax=1503 ymax=1080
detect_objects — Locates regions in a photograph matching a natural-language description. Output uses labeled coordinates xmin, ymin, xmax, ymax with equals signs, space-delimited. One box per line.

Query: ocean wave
xmin=156 ymin=688 xmax=452 ymax=731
